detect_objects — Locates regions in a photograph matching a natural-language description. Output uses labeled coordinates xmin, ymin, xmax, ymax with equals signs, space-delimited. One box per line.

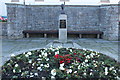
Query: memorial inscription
xmin=60 ymin=20 xmax=66 ymax=28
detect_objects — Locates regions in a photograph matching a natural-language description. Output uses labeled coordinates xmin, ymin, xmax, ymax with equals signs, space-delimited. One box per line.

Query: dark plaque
xmin=60 ymin=20 xmax=66 ymax=28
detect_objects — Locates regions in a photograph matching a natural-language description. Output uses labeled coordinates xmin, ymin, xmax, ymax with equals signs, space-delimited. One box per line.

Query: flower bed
xmin=2 ymin=47 xmax=120 ymax=80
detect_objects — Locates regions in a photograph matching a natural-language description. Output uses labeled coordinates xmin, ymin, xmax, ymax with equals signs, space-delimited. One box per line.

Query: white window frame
xmin=35 ymin=0 xmax=44 ymax=2
xmin=100 ymin=0 xmax=110 ymax=2
xmin=60 ymin=0 xmax=69 ymax=2
xmin=11 ymin=0 xmax=19 ymax=2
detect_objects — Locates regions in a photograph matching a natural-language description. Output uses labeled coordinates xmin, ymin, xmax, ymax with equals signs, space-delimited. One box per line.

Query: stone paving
xmin=1 ymin=38 xmax=120 ymax=65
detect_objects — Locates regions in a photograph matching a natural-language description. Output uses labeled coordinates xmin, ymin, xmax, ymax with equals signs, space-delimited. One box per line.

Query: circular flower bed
xmin=2 ymin=47 xmax=120 ymax=79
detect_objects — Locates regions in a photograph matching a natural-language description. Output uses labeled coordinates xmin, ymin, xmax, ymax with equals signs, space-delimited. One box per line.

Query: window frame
xmin=35 ymin=0 xmax=44 ymax=2
xmin=11 ymin=0 xmax=19 ymax=2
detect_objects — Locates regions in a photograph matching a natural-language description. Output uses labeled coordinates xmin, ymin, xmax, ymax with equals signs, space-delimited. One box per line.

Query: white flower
xmin=42 ymin=77 xmax=46 ymax=80
xmin=70 ymin=66 xmax=73 ymax=68
xmin=32 ymin=63 xmax=35 ymax=66
xmin=97 ymin=55 xmax=100 ymax=57
xmin=49 ymin=52 xmax=51 ymax=55
xmin=51 ymin=69 xmax=56 ymax=76
xmin=15 ymin=64 xmax=19 ymax=67
xmin=41 ymin=52 xmax=44 ymax=56
xmin=93 ymin=60 xmax=96 ymax=63
xmin=81 ymin=62 xmax=85 ymax=66
xmin=78 ymin=65 xmax=81 ymax=69
xmin=27 ymin=52 xmax=32 ymax=55
xmin=46 ymin=58 xmax=49 ymax=61
xmin=51 ymin=76 xmax=55 ymax=79
xmin=37 ymin=58 xmax=42 ymax=61
xmin=94 ymin=64 xmax=97 ymax=67
xmin=55 ymin=51 xmax=59 ymax=55
xmin=90 ymin=53 xmax=94 ymax=58
xmin=90 ymin=69 xmax=93 ymax=71
xmin=29 ymin=60 xmax=32 ymax=63
xmin=105 ymin=67 xmax=108 ymax=75
xmin=30 ymin=73 xmax=33 ymax=75
xmin=44 ymin=64 xmax=50 ymax=68
xmin=113 ymin=70 xmax=116 ymax=73
xmin=60 ymin=63 xmax=64 ymax=67
xmin=37 ymin=67 xmax=42 ymax=71
xmin=86 ymin=64 xmax=89 ymax=67
xmin=59 ymin=66 xmax=65 ymax=70
xmin=69 ymin=49 xmax=72 ymax=52
xmin=19 ymin=70 xmax=21 ymax=72
xmin=66 ymin=69 xmax=72 ymax=74
xmin=7 ymin=63 xmax=11 ymax=66
xmin=85 ymin=59 xmax=88 ymax=62
xmin=40 ymin=64 xmax=44 ymax=67
xmin=11 ymin=54 xmax=15 ymax=57
xmin=13 ymin=69 xmax=16 ymax=73
xmin=30 ymin=75 xmax=34 ymax=77
xmin=86 ymin=55 xmax=90 ymax=59
xmin=83 ymin=73 xmax=86 ymax=75
xmin=34 ymin=73 xmax=38 ymax=76
xmin=44 ymin=53 xmax=48 ymax=57
xmin=39 ymin=55 xmax=42 ymax=57
xmin=116 ymin=76 xmax=120 ymax=80
xmin=25 ymin=54 xmax=29 ymax=57
xmin=90 ymin=72 xmax=93 ymax=75
xmin=74 ymin=71 xmax=77 ymax=74
xmin=109 ymin=67 xmax=114 ymax=70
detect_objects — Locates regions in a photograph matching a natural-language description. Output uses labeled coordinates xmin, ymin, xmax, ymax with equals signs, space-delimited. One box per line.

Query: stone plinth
xmin=59 ymin=14 xmax=67 ymax=43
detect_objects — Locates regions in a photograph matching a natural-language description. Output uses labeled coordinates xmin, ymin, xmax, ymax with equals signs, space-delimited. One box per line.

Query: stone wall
xmin=0 ymin=22 xmax=8 ymax=36
xmin=7 ymin=4 xmax=26 ymax=38
xmin=99 ymin=5 xmax=119 ymax=40
xmin=6 ymin=3 xmax=119 ymax=40
xmin=25 ymin=5 xmax=100 ymax=31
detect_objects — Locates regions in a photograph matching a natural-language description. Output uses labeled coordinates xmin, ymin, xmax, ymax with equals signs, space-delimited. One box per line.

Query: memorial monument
xmin=59 ymin=4 xmax=67 ymax=43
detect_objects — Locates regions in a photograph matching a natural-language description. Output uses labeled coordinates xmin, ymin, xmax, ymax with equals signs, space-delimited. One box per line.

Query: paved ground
xmin=1 ymin=38 xmax=120 ymax=65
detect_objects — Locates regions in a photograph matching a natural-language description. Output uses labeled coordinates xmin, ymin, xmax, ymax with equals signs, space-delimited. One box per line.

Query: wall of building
xmin=0 ymin=22 xmax=8 ymax=36
xmin=7 ymin=4 xmax=26 ymax=38
xmin=99 ymin=5 xmax=119 ymax=40
xmin=5 ymin=3 xmax=119 ymax=40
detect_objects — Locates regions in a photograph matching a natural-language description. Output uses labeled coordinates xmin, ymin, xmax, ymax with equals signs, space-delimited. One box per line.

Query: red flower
xmin=67 ymin=60 xmax=71 ymax=63
xmin=74 ymin=53 xmax=77 ymax=55
xmin=54 ymin=54 xmax=60 ymax=59
xmin=64 ymin=54 xmax=71 ymax=57
xmin=59 ymin=61 xmax=64 ymax=64
xmin=59 ymin=55 xmax=64 ymax=58
xmin=65 ymin=58 xmax=72 ymax=61
xmin=54 ymin=54 xmax=63 ymax=59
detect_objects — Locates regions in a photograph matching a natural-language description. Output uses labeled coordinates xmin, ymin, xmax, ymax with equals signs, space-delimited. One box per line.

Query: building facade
xmin=7 ymin=0 xmax=119 ymax=5
xmin=4 ymin=0 xmax=119 ymax=5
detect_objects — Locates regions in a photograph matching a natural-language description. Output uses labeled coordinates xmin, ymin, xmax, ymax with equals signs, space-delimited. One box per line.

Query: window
xmin=35 ymin=0 xmax=44 ymax=2
xmin=11 ymin=0 xmax=19 ymax=2
xmin=100 ymin=0 xmax=110 ymax=2
xmin=60 ymin=0 xmax=69 ymax=2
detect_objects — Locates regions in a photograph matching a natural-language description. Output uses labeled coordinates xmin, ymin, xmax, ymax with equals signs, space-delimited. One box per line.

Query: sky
xmin=0 ymin=0 xmax=119 ymax=16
